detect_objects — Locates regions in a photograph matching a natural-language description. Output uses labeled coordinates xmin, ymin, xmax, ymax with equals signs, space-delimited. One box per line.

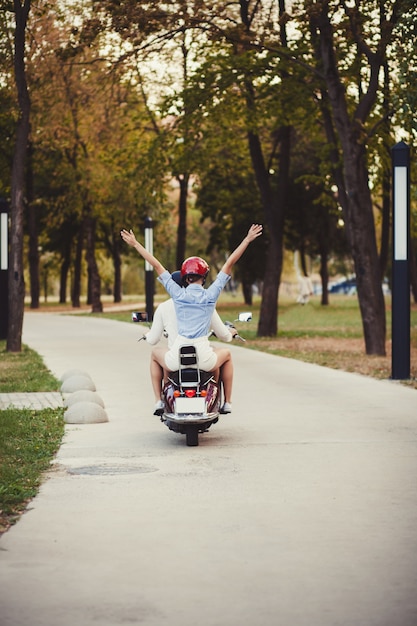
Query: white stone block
xmin=64 ymin=401 xmax=109 ymax=424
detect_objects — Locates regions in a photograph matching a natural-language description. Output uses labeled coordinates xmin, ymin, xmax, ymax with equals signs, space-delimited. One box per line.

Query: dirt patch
xmin=250 ymin=337 xmax=417 ymax=388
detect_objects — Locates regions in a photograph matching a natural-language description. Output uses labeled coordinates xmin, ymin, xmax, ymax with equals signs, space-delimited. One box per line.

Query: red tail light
xmin=185 ymin=390 xmax=196 ymax=398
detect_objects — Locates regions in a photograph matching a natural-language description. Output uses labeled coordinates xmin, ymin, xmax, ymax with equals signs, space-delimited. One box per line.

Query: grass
xmin=0 ymin=341 xmax=61 ymax=392
xmin=0 ymin=340 xmax=64 ymax=534
xmin=218 ymin=296 xmax=417 ymax=386
xmin=0 ymin=408 xmax=64 ymax=530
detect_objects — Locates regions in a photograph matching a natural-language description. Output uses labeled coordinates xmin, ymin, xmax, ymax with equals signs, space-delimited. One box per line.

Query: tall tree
xmin=389 ymin=0 xmax=417 ymax=301
xmin=28 ymin=2 xmax=167 ymax=307
xmin=305 ymin=0 xmax=407 ymax=355
xmin=7 ymin=0 xmax=31 ymax=352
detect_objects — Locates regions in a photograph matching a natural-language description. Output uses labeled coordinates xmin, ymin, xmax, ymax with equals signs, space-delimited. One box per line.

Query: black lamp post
xmin=144 ymin=216 xmax=154 ymax=322
xmin=391 ymin=141 xmax=410 ymax=380
xmin=0 ymin=198 xmax=9 ymax=340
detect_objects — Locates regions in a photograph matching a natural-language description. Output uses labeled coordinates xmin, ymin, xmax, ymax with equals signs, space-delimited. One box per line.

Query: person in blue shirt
xmin=144 ymin=271 xmax=238 ymax=415
xmin=121 ymin=223 xmax=263 ymax=413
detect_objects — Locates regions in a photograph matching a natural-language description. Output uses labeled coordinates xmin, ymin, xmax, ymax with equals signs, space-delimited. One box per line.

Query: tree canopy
xmin=1 ymin=0 xmax=416 ymax=354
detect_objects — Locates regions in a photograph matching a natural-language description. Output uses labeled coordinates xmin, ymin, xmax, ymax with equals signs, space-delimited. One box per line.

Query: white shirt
xmin=145 ymin=298 xmax=233 ymax=348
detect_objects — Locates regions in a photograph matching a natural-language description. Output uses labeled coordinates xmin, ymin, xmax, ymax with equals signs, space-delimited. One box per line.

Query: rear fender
xmin=162 ymin=372 xmax=220 ymax=415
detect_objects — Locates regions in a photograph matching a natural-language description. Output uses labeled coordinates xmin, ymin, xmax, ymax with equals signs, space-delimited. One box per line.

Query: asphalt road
xmin=1 ymin=311 xmax=417 ymax=626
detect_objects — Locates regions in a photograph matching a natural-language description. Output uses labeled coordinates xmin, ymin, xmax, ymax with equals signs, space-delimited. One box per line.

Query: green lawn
xmin=0 ymin=341 xmax=61 ymax=393
xmin=0 ymin=340 xmax=64 ymax=534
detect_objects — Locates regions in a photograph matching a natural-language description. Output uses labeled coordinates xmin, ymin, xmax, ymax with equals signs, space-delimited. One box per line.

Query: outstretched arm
xmin=221 ymin=224 xmax=263 ymax=275
xmin=120 ymin=229 xmax=166 ymax=276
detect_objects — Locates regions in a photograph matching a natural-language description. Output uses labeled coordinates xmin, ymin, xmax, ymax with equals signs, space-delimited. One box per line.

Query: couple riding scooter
xmin=120 ymin=224 xmax=263 ymax=415
xmin=143 ymin=268 xmax=238 ymax=416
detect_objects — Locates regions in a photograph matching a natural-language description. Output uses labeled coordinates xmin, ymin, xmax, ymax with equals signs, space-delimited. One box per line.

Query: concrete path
xmin=0 ymin=392 xmax=63 ymax=410
xmin=0 ymin=311 xmax=417 ymax=626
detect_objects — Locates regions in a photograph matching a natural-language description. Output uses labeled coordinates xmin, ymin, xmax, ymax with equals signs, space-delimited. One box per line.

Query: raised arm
xmin=120 ymin=229 xmax=166 ymax=276
xmin=221 ymin=224 xmax=263 ymax=275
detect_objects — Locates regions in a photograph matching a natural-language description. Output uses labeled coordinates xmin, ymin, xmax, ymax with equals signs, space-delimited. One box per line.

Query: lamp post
xmin=0 ymin=198 xmax=9 ymax=339
xmin=391 ymin=141 xmax=410 ymax=380
xmin=144 ymin=216 xmax=154 ymax=322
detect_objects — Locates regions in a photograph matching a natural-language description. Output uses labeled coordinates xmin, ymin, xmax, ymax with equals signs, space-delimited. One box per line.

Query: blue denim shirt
xmin=157 ymin=270 xmax=231 ymax=339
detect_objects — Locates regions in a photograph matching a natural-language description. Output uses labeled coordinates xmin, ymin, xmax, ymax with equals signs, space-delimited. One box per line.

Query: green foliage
xmin=0 ymin=339 xmax=64 ymax=530
xmin=1 ymin=0 xmax=415 ymax=324
xmin=390 ymin=0 xmax=417 ymax=140
xmin=0 ymin=340 xmax=60 ymax=392
xmin=0 ymin=408 xmax=64 ymax=516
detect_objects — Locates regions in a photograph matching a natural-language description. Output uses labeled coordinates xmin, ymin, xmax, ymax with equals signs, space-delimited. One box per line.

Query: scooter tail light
xmin=185 ymin=389 xmax=196 ymax=398
xmin=200 ymin=389 xmax=207 ymax=397
xmin=173 ymin=390 xmax=181 ymax=397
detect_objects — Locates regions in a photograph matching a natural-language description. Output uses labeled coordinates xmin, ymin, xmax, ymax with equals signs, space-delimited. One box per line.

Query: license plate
xmin=175 ymin=397 xmax=206 ymax=414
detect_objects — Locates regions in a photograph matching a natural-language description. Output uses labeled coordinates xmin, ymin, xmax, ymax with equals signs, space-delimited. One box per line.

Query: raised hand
xmin=246 ymin=224 xmax=263 ymax=242
xmin=120 ymin=229 xmax=138 ymax=248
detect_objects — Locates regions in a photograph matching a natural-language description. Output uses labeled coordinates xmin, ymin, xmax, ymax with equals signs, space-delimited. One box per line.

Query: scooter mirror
xmin=238 ymin=312 xmax=252 ymax=322
xmin=132 ymin=311 xmax=148 ymax=323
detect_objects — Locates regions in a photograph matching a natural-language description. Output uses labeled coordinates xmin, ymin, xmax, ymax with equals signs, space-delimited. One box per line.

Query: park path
xmin=0 ymin=311 xmax=416 ymax=626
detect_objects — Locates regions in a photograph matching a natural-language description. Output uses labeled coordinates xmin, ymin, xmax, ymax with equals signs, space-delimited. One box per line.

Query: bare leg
xmin=150 ymin=347 xmax=168 ymax=402
xmin=150 ymin=356 xmax=164 ymax=402
xmin=213 ymin=348 xmax=233 ymax=403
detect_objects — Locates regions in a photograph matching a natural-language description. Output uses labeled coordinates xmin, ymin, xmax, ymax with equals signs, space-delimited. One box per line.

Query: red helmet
xmin=180 ymin=256 xmax=210 ymax=280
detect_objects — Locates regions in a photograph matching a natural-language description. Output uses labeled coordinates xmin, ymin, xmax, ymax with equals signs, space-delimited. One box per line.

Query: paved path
xmin=0 ymin=311 xmax=417 ymax=626
xmin=0 ymin=391 xmax=63 ymax=410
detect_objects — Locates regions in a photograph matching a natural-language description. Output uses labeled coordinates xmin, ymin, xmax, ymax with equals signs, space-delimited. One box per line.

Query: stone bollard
xmin=60 ymin=369 xmax=93 ymax=382
xmin=64 ymin=401 xmax=108 ymax=424
xmin=64 ymin=389 xmax=105 ymax=408
xmin=60 ymin=370 xmax=108 ymax=423
xmin=60 ymin=374 xmax=96 ymax=394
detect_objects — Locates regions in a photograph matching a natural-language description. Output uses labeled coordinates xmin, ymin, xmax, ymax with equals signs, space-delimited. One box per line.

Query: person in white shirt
xmin=121 ymin=223 xmax=263 ymax=413
xmin=144 ymin=272 xmax=237 ymax=414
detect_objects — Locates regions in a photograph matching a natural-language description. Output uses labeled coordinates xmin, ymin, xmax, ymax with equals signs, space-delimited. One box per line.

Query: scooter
xmin=132 ymin=312 xmax=252 ymax=446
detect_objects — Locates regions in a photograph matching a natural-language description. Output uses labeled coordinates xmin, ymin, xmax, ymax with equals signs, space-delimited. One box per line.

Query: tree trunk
xmin=7 ymin=0 xmax=31 ymax=352
xmin=112 ymin=230 xmax=122 ymax=302
xmin=379 ymin=61 xmax=391 ymax=281
xmin=247 ymin=125 xmax=289 ymax=337
xmin=72 ymin=221 xmax=84 ymax=307
xmin=27 ymin=140 xmax=39 ymax=309
xmin=241 ymin=271 xmax=253 ymax=306
xmin=379 ymin=168 xmax=391 ymax=281
xmin=176 ymin=173 xmax=189 ymax=268
xmin=311 ymin=5 xmax=386 ymax=355
xmin=299 ymin=244 xmax=308 ymax=277
xmin=59 ymin=237 xmax=72 ymax=304
xmin=85 ymin=214 xmax=102 ymax=313
xmin=240 ymin=0 xmax=290 ymax=337
xmin=258 ymin=233 xmax=282 ymax=335
xmin=319 ymin=245 xmax=329 ymax=306
xmin=344 ymin=148 xmax=386 ymax=354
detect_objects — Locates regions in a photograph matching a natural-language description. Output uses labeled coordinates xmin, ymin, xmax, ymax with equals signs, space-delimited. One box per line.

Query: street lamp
xmin=391 ymin=141 xmax=410 ymax=380
xmin=144 ymin=216 xmax=154 ymax=322
xmin=0 ymin=198 xmax=9 ymax=339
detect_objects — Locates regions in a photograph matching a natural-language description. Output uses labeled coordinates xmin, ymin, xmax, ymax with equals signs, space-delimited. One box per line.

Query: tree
xmin=27 ymin=1 xmax=168 ymax=308
xmin=304 ymin=0 xmax=409 ymax=355
xmin=196 ymin=162 xmax=265 ymax=304
xmin=6 ymin=0 xmax=31 ymax=352
xmin=151 ymin=0 xmax=298 ymax=331
xmin=390 ymin=1 xmax=417 ymax=302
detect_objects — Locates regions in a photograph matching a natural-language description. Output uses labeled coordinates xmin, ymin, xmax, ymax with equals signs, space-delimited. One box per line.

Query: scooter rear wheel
xmin=186 ymin=427 xmax=199 ymax=446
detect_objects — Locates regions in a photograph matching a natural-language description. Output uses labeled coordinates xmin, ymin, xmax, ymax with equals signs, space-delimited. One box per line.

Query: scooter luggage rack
xmin=179 ymin=345 xmax=201 ymax=388
xmin=163 ymin=344 xmax=220 ymax=427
